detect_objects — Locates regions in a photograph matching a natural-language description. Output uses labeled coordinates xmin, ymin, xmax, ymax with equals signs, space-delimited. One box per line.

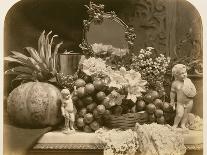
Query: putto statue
xmin=170 ymin=64 xmax=197 ymax=129
xmin=61 ymin=88 xmax=76 ymax=133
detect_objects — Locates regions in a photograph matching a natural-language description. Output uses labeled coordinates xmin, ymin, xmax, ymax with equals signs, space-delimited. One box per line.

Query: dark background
xmin=4 ymin=0 xmax=203 ymax=116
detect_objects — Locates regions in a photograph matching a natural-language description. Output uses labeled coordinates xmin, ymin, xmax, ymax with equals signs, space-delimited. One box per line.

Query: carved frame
xmin=79 ymin=1 xmax=136 ymax=56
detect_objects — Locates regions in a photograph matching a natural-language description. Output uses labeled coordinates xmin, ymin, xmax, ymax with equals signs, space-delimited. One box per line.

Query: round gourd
xmin=7 ymin=82 xmax=63 ymax=128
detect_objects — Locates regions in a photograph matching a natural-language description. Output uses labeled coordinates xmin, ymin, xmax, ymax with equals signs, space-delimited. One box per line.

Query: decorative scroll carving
xmin=121 ymin=0 xmax=167 ymax=55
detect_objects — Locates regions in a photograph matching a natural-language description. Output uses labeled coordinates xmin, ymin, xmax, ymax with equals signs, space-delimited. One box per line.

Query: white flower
xmin=146 ymin=47 xmax=154 ymax=51
xmin=82 ymin=57 xmax=111 ymax=76
xmin=138 ymin=54 xmax=144 ymax=59
xmin=91 ymin=43 xmax=128 ymax=57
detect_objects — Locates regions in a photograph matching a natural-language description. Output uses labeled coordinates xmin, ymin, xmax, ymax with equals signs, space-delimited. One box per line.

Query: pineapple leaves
xmin=25 ymin=47 xmax=43 ymax=63
xmin=10 ymin=51 xmax=28 ymax=60
xmin=39 ymin=31 xmax=46 ymax=61
xmin=12 ymin=74 xmax=36 ymax=83
xmin=53 ymin=41 xmax=63 ymax=68
xmin=5 ymin=30 xmax=62 ymax=83
xmin=4 ymin=56 xmax=25 ymax=65
xmin=45 ymin=31 xmax=52 ymax=66
xmin=38 ymin=30 xmax=45 ymax=53
xmin=5 ymin=66 xmax=33 ymax=75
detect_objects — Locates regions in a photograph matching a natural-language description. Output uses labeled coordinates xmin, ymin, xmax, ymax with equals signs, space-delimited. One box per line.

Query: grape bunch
xmin=72 ymin=78 xmax=113 ymax=132
xmin=138 ymin=90 xmax=175 ymax=125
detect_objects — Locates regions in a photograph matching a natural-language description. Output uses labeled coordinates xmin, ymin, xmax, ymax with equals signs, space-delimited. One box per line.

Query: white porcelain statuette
xmin=170 ymin=64 xmax=197 ymax=129
xmin=61 ymin=88 xmax=76 ymax=134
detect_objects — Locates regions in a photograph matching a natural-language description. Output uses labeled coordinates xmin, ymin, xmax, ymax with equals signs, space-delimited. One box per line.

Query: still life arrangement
xmin=4 ymin=1 xmax=203 ymax=155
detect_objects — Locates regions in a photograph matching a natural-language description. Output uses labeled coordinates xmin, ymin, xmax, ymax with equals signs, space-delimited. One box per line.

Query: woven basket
xmin=106 ymin=111 xmax=148 ymax=130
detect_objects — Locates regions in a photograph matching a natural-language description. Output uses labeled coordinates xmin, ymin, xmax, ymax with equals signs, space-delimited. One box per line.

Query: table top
xmin=33 ymin=129 xmax=203 ymax=151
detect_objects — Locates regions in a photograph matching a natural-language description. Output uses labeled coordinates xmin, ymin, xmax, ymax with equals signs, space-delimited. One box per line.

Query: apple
xmin=155 ymin=109 xmax=164 ymax=118
xmin=76 ymin=100 xmax=84 ymax=109
xmin=97 ymin=105 xmax=106 ymax=114
xmin=77 ymin=87 xmax=86 ymax=98
xmin=93 ymin=109 xmax=102 ymax=119
xmin=149 ymin=90 xmax=159 ymax=100
xmin=93 ymin=80 xmax=105 ymax=91
xmin=162 ymin=102 xmax=170 ymax=112
xmin=85 ymin=83 xmax=95 ymax=95
xmin=84 ymin=113 xmax=94 ymax=124
xmin=103 ymin=109 xmax=111 ymax=120
xmin=87 ymin=103 xmax=97 ymax=112
xmin=153 ymin=99 xmax=163 ymax=109
xmin=96 ymin=92 xmax=106 ymax=101
xmin=148 ymin=114 xmax=156 ymax=123
xmin=144 ymin=93 xmax=153 ymax=103
xmin=74 ymin=79 xmax=86 ymax=88
xmin=136 ymin=100 xmax=146 ymax=111
xmin=83 ymin=125 xmax=93 ymax=133
xmin=76 ymin=117 xmax=85 ymax=128
xmin=90 ymin=121 xmax=100 ymax=131
xmin=157 ymin=116 xmax=165 ymax=124
xmin=82 ymin=96 xmax=93 ymax=105
xmin=79 ymin=108 xmax=87 ymax=117
xmin=146 ymin=103 xmax=156 ymax=114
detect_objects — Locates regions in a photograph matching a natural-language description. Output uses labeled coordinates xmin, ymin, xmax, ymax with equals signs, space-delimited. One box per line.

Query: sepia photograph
xmin=1 ymin=0 xmax=205 ymax=155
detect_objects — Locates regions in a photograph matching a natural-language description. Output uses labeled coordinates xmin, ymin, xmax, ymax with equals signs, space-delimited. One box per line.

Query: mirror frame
xmin=79 ymin=1 xmax=136 ymax=56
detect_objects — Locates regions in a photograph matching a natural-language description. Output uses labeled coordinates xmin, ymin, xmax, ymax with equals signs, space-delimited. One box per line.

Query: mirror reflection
xmin=86 ymin=17 xmax=128 ymax=50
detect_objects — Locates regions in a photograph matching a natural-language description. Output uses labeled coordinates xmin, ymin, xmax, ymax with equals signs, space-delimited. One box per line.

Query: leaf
xmin=50 ymin=35 xmax=58 ymax=47
xmin=12 ymin=74 xmax=35 ymax=82
xmin=38 ymin=30 xmax=45 ymax=53
xmin=4 ymin=56 xmax=25 ymax=65
xmin=53 ymin=41 xmax=63 ymax=69
xmin=39 ymin=46 xmax=45 ymax=62
xmin=53 ymin=41 xmax=63 ymax=56
xmin=26 ymin=57 xmax=40 ymax=71
xmin=48 ymin=77 xmax=57 ymax=83
xmin=49 ymin=57 xmax=53 ymax=71
xmin=25 ymin=47 xmax=43 ymax=63
xmin=38 ymin=62 xmax=49 ymax=73
xmin=5 ymin=53 xmax=29 ymax=65
xmin=5 ymin=66 xmax=33 ymax=75
xmin=10 ymin=51 xmax=28 ymax=60
xmin=38 ymin=31 xmax=46 ymax=61
xmin=50 ymin=70 xmax=57 ymax=76
xmin=45 ymin=31 xmax=52 ymax=66
xmin=5 ymin=70 xmax=21 ymax=75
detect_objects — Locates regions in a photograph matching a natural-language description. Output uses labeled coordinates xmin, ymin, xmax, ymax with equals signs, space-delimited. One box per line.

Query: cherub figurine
xmin=170 ymin=64 xmax=197 ymax=129
xmin=61 ymin=88 xmax=76 ymax=133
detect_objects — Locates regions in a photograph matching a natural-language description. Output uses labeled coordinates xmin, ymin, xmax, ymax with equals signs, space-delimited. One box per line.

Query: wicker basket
xmin=106 ymin=111 xmax=148 ymax=130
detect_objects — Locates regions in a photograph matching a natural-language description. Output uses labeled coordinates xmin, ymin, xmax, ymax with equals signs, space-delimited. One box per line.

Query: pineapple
xmin=4 ymin=31 xmax=63 ymax=82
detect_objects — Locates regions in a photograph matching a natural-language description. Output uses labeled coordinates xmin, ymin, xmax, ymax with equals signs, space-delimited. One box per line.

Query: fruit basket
xmin=107 ymin=111 xmax=148 ymax=130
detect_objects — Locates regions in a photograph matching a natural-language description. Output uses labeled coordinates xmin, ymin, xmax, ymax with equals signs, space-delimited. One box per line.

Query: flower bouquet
xmin=73 ymin=44 xmax=149 ymax=131
xmin=131 ymin=47 xmax=171 ymax=97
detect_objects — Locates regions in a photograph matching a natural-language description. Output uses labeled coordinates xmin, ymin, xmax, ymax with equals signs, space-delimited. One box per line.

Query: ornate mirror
xmin=80 ymin=2 xmax=136 ymax=56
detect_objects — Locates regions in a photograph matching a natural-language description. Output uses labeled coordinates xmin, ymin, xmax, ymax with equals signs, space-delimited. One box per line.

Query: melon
xmin=7 ymin=82 xmax=62 ymax=128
